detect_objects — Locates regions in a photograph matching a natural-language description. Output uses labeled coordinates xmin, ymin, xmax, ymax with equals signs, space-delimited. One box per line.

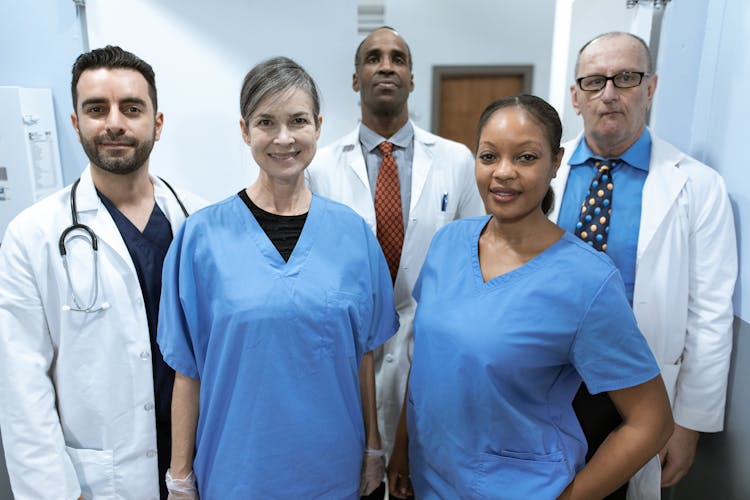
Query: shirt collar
xmin=570 ymin=128 xmax=651 ymax=171
xmin=359 ymin=121 xmax=414 ymax=152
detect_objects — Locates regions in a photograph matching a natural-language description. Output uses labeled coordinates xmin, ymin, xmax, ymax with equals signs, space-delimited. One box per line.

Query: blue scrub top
xmin=407 ymin=216 xmax=659 ymax=499
xmin=158 ymin=194 xmax=398 ymax=498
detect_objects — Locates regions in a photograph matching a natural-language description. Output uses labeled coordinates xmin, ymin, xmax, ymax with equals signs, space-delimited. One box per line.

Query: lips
xmin=269 ymin=152 xmax=299 ymax=160
xmin=489 ymin=187 xmax=519 ymax=201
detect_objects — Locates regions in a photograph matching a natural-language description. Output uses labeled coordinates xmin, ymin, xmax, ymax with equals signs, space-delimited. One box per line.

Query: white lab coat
xmin=306 ymin=123 xmax=485 ymax=455
xmin=0 ymin=166 xmax=206 ymax=500
xmin=550 ymin=132 xmax=737 ymax=499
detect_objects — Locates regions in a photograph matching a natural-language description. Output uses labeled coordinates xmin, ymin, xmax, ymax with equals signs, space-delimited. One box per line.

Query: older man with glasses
xmin=548 ymin=32 xmax=737 ymax=499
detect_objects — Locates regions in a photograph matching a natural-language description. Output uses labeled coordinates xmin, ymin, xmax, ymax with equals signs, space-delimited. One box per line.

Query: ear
xmin=551 ymin=147 xmax=565 ymax=178
xmin=352 ymin=72 xmax=360 ymax=92
xmin=409 ymin=72 xmax=414 ymax=93
xmin=570 ymin=85 xmax=582 ymax=115
xmin=70 ymin=113 xmax=81 ymax=141
xmin=240 ymin=119 xmax=252 ymax=146
xmin=153 ymin=112 xmax=164 ymax=141
xmin=646 ymin=73 xmax=658 ymax=105
xmin=315 ymin=114 xmax=323 ymax=141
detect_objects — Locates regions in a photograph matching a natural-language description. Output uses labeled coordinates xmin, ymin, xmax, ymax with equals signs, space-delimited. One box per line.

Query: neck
xmin=586 ymin=126 xmax=644 ymax=158
xmin=485 ymin=211 xmax=563 ymax=252
xmin=361 ymin=107 xmax=409 ymax=138
xmin=247 ymin=172 xmax=311 ymax=215
xmin=90 ymin=162 xmax=153 ymax=208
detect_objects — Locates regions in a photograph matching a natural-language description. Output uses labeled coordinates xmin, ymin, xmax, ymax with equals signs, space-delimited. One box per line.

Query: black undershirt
xmin=238 ymin=190 xmax=308 ymax=261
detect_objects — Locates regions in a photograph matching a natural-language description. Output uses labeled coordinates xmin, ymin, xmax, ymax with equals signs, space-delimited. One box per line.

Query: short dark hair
xmin=476 ymin=95 xmax=562 ymax=215
xmin=575 ymin=31 xmax=653 ymax=77
xmin=240 ymin=56 xmax=321 ymax=130
xmin=71 ymin=45 xmax=158 ymax=112
xmin=354 ymin=26 xmax=413 ymax=70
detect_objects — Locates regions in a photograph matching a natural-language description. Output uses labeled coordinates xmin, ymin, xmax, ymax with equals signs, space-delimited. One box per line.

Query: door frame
xmin=430 ymin=65 xmax=534 ymax=133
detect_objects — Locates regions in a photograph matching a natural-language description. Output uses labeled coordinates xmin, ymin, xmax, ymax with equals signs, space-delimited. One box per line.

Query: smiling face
xmin=241 ymin=87 xmax=321 ymax=184
xmin=475 ymin=106 xmax=562 ymax=225
xmin=353 ymin=28 xmax=414 ymax=123
xmin=571 ymin=33 xmax=657 ymax=157
xmin=71 ymin=68 xmax=163 ymax=175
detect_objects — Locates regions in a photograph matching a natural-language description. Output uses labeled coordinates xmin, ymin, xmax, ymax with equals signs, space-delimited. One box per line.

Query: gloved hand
xmin=360 ymin=447 xmax=386 ymax=496
xmin=166 ymin=468 xmax=199 ymax=500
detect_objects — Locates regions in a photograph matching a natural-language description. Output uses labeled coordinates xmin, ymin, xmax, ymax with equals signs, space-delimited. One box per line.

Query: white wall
xmin=384 ymin=0 xmax=556 ymax=132
xmin=85 ymin=0 xmax=358 ymax=203
xmin=549 ymin=0 xmax=638 ymax=142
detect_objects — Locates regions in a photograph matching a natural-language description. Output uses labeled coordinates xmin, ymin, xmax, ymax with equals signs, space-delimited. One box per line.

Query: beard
xmin=79 ymin=129 xmax=156 ymax=175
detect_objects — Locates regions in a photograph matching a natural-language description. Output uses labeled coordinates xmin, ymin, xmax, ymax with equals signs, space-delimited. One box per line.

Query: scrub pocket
xmin=323 ymin=290 xmax=365 ymax=359
xmin=471 ymin=449 xmax=571 ymax=498
xmin=65 ymin=446 xmax=115 ymax=499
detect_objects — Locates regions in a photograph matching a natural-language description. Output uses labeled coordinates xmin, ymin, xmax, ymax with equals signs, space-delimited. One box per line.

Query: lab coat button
xmin=144 ymin=402 xmax=154 ymax=411
xmin=147 ymin=449 xmax=157 ymax=458
xmin=140 ymin=351 xmax=150 ymax=360
xmin=385 ymin=354 xmax=394 ymax=363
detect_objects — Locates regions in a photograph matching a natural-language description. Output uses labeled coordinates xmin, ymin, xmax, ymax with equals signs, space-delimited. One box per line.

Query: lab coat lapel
xmin=410 ymin=127 xmax=435 ymax=213
xmin=548 ymin=135 xmax=578 ymax=223
xmin=636 ymin=136 xmax=688 ymax=258
xmin=74 ymin=166 xmax=136 ymax=269
xmin=342 ymin=127 xmax=371 ymax=192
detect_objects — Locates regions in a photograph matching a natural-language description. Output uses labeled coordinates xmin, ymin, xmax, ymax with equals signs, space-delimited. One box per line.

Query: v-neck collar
xmin=235 ymin=193 xmax=320 ymax=273
xmin=470 ymin=215 xmax=566 ymax=289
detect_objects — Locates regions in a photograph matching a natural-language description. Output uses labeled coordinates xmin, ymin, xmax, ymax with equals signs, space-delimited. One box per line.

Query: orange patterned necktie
xmin=375 ymin=141 xmax=404 ymax=283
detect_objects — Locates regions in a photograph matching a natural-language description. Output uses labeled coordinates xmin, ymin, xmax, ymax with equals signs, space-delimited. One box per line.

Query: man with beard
xmin=307 ymin=26 xmax=484 ymax=498
xmin=0 ymin=46 xmax=205 ymax=499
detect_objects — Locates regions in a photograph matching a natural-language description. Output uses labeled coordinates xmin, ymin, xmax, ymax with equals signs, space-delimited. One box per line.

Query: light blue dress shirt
xmin=558 ymin=129 xmax=652 ymax=304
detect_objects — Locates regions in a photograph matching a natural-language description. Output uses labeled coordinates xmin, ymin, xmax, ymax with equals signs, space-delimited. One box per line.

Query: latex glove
xmin=166 ymin=468 xmax=199 ymax=500
xmin=360 ymin=447 xmax=386 ymax=496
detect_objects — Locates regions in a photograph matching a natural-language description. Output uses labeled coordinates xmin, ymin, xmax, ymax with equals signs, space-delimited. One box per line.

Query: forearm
xmin=171 ymin=372 xmax=201 ymax=478
xmin=561 ymin=377 xmax=674 ymax=499
xmin=359 ymin=351 xmax=381 ymax=449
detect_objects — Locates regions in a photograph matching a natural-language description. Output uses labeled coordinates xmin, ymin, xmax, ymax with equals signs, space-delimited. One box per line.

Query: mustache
xmin=94 ymin=135 xmax=137 ymax=146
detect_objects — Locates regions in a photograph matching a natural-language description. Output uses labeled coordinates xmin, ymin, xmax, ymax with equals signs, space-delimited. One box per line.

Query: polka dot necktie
xmin=375 ymin=141 xmax=404 ymax=283
xmin=574 ymin=159 xmax=615 ymax=252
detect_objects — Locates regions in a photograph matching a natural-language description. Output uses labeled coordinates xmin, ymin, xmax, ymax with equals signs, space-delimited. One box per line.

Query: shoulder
xmin=431 ymin=215 xmax=488 ymax=247
xmin=182 ymin=194 xmax=240 ymax=230
xmin=554 ymin=232 xmax=621 ymax=284
xmin=414 ymin=125 xmax=472 ymax=157
xmin=314 ymin=194 xmax=369 ymax=227
xmin=650 ymin=135 xmax=728 ymax=193
xmin=4 ymin=184 xmax=71 ymax=240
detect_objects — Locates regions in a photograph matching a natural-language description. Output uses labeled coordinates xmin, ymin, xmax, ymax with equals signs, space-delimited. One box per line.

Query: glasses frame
xmin=576 ymin=71 xmax=650 ymax=92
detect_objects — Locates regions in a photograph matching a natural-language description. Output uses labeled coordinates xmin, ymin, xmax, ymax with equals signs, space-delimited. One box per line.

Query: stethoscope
xmin=58 ymin=176 xmax=189 ymax=313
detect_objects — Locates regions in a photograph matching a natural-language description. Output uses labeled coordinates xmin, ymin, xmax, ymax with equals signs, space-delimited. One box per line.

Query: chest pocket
xmin=323 ymin=290 xmax=365 ymax=359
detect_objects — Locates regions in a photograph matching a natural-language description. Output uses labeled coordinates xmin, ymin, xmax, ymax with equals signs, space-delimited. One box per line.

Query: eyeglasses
xmin=576 ymin=71 xmax=650 ymax=91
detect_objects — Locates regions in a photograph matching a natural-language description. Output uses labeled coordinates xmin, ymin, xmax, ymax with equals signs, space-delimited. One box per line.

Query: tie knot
xmin=379 ymin=141 xmax=394 ymax=155
xmin=593 ymin=158 xmax=618 ymax=171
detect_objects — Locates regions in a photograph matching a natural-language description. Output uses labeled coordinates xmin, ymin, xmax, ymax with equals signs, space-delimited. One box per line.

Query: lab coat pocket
xmin=324 ymin=290 xmax=365 ymax=358
xmin=65 ymin=446 xmax=115 ymax=499
xmin=472 ymin=449 xmax=569 ymax=498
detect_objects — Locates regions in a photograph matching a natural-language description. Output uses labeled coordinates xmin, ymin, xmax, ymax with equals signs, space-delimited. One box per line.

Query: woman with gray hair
xmin=157 ymin=57 xmax=397 ymax=498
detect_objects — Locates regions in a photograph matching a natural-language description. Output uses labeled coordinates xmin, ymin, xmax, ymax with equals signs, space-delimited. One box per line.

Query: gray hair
xmin=240 ymin=56 xmax=321 ymax=129
xmin=575 ymin=31 xmax=653 ymax=77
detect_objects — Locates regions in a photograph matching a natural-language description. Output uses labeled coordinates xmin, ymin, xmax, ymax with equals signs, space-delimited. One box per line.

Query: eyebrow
xmin=80 ymin=97 xmax=148 ymax=108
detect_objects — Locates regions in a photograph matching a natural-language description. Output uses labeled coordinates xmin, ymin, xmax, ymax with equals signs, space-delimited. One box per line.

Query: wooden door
xmin=433 ymin=67 xmax=531 ymax=154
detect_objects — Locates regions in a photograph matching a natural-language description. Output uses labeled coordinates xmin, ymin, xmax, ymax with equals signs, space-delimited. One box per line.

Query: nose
xmin=105 ymin=109 xmax=126 ymax=136
xmin=600 ymin=79 xmax=619 ymax=102
xmin=492 ymin=158 xmax=516 ymax=181
xmin=378 ymin=56 xmax=395 ymax=73
xmin=274 ymin=125 xmax=294 ymax=145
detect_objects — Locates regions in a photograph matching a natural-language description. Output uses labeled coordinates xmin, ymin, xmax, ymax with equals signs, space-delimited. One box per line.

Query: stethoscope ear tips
xmin=101 ymin=302 xmax=111 ymax=310
xmin=62 ymin=305 xmax=71 ymax=312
